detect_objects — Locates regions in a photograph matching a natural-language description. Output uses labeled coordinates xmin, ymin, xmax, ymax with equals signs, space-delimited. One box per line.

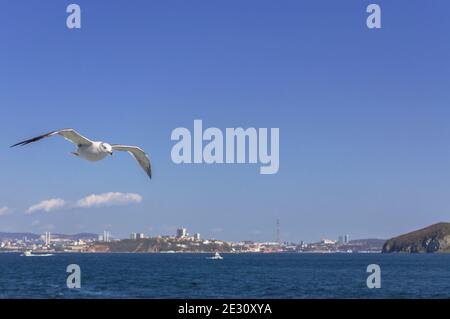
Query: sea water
xmin=0 ymin=253 xmax=448 ymax=298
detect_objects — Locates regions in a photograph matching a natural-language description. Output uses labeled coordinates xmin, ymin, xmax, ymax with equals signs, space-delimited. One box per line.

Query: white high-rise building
xmin=103 ymin=230 xmax=111 ymax=243
xmin=136 ymin=233 xmax=145 ymax=240
xmin=193 ymin=233 xmax=201 ymax=241
xmin=344 ymin=234 xmax=350 ymax=244
xmin=130 ymin=233 xmax=137 ymax=240
xmin=44 ymin=232 xmax=51 ymax=246
xmin=176 ymin=227 xmax=187 ymax=238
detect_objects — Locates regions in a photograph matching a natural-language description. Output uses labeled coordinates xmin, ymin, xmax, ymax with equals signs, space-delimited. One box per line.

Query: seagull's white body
xmin=11 ymin=129 xmax=152 ymax=179
xmin=77 ymin=142 xmax=110 ymax=162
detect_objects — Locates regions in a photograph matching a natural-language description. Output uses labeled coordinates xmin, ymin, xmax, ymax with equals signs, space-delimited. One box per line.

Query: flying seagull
xmin=11 ymin=129 xmax=152 ymax=179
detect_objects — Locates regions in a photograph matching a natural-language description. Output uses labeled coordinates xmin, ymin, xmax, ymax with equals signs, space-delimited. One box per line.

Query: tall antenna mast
xmin=276 ymin=219 xmax=280 ymax=244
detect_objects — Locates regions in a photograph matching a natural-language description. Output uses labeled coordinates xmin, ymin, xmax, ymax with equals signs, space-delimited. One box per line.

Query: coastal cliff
xmin=382 ymin=222 xmax=450 ymax=253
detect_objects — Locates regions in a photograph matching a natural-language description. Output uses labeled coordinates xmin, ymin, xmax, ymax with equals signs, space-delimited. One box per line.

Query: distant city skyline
xmin=0 ymin=223 xmax=406 ymax=243
xmin=1 ymin=1 xmax=450 ymax=242
xmin=0 ymin=226 xmax=378 ymax=250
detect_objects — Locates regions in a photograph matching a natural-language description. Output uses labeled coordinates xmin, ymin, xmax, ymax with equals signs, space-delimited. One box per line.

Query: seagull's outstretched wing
xmin=112 ymin=145 xmax=152 ymax=179
xmin=10 ymin=129 xmax=93 ymax=147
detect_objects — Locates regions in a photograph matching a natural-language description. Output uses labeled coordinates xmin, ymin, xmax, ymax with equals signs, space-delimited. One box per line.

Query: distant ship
xmin=22 ymin=250 xmax=53 ymax=257
xmin=207 ymin=252 xmax=223 ymax=260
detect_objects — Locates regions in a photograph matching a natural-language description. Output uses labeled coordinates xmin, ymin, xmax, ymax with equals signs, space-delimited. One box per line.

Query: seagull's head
xmin=101 ymin=142 xmax=113 ymax=155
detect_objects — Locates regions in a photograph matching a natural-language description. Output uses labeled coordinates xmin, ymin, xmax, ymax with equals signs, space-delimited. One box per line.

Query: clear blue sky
xmin=1 ymin=0 xmax=449 ymax=242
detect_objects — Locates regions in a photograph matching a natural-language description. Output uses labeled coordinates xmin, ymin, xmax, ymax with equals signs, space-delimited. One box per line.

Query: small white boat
xmin=22 ymin=250 xmax=53 ymax=257
xmin=207 ymin=252 xmax=223 ymax=260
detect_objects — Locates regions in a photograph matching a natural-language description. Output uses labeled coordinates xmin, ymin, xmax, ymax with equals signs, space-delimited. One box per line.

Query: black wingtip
xmin=9 ymin=131 xmax=56 ymax=149
xmin=10 ymin=142 xmax=24 ymax=148
xmin=147 ymin=167 xmax=152 ymax=179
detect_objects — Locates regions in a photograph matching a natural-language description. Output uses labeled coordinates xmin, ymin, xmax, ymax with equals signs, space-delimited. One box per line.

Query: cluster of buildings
xmin=127 ymin=227 xmax=201 ymax=242
xmin=0 ymin=232 xmax=96 ymax=253
xmin=107 ymin=228 xmax=359 ymax=253
xmin=129 ymin=232 xmax=146 ymax=240
xmin=1 ymin=228 xmax=380 ymax=254
xmin=175 ymin=227 xmax=201 ymax=241
xmin=98 ymin=231 xmax=111 ymax=242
